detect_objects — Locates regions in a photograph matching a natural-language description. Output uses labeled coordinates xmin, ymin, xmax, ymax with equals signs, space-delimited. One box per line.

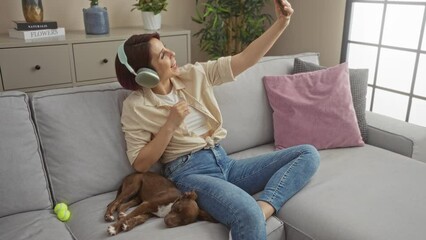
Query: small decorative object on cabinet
xmin=22 ymin=0 xmax=43 ymax=23
xmin=132 ymin=0 xmax=168 ymax=30
xmin=83 ymin=0 xmax=110 ymax=35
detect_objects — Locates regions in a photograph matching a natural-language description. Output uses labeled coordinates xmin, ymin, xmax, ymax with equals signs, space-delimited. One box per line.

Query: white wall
xmin=266 ymin=0 xmax=347 ymax=66
xmin=0 ymin=0 xmax=345 ymax=65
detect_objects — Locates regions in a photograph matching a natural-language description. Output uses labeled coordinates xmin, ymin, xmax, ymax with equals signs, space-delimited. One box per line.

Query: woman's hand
xmin=166 ymin=100 xmax=189 ymax=130
xmin=230 ymin=0 xmax=294 ymax=77
xmin=132 ymin=100 xmax=189 ymax=173
xmin=275 ymin=0 xmax=293 ymax=29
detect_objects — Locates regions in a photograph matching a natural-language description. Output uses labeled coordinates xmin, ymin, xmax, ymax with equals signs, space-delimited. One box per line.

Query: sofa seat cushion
xmin=65 ymin=191 xmax=284 ymax=240
xmin=31 ymin=83 xmax=134 ymax=205
xmin=279 ymin=144 xmax=426 ymax=240
xmin=0 ymin=210 xmax=73 ymax=240
xmin=228 ymin=143 xmax=275 ymax=160
xmin=0 ymin=91 xmax=52 ymax=218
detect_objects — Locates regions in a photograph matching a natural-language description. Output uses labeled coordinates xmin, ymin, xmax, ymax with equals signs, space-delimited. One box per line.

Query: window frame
xmin=341 ymin=0 xmax=426 ymax=123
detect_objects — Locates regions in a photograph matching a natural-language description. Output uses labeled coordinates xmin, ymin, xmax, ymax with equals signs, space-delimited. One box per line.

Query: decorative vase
xmin=141 ymin=12 xmax=161 ymax=31
xmin=22 ymin=0 xmax=43 ymax=23
xmin=83 ymin=4 xmax=110 ymax=35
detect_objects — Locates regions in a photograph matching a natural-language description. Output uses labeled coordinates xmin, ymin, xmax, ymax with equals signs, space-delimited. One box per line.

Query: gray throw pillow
xmin=293 ymin=58 xmax=369 ymax=142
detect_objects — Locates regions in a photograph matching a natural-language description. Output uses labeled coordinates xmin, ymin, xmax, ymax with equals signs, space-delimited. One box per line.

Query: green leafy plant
xmin=192 ymin=0 xmax=272 ymax=59
xmin=89 ymin=0 xmax=99 ymax=7
xmin=132 ymin=0 xmax=168 ymax=15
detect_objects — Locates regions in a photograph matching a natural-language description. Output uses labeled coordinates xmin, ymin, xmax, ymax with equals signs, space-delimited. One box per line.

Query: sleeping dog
xmin=105 ymin=172 xmax=215 ymax=235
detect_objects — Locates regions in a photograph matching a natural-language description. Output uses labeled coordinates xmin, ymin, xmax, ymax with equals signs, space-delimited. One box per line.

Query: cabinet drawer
xmin=73 ymin=41 xmax=121 ymax=82
xmin=0 ymin=45 xmax=72 ymax=90
xmin=162 ymin=35 xmax=189 ymax=66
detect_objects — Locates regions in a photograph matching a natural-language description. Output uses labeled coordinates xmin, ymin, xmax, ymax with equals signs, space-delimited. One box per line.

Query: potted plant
xmin=132 ymin=0 xmax=168 ymax=30
xmin=83 ymin=0 xmax=110 ymax=35
xmin=192 ymin=0 xmax=272 ymax=59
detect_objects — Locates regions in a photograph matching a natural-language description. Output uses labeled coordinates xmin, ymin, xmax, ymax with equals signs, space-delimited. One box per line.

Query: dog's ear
xmin=183 ymin=191 xmax=197 ymax=200
xmin=198 ymin=209 xmax=217 ymax=223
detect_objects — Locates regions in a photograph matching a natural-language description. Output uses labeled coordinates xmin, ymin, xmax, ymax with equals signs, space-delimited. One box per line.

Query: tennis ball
xmin=54 ymin=203 xmax=68 ymax=214
xmin=57 ymin=209 xmax=71 ymax=222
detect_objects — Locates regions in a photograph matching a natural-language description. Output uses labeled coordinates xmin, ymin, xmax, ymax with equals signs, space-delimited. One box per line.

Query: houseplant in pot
xmin=83 ymin=0 xmax=110 ymax=35
xmin=192 ymin=0 xmax=272 ymax=59
xmin=132 ymin=0 xmax=168 ymax=30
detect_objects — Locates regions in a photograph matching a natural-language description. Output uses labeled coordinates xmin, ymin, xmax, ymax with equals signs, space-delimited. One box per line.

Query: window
xmin=341 ymin=0 xmax=426 ymax=127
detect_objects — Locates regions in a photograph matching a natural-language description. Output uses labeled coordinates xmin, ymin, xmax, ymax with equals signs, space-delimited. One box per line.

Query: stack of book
xmin=9 ymin=20 xmax=65 ymax=41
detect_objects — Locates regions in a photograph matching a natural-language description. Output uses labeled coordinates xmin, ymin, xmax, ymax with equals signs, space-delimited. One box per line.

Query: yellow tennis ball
xmin=57 ymin=209 xmax=71 ymax=222
xmin=54 ymin=203 xmax=68 ymax=214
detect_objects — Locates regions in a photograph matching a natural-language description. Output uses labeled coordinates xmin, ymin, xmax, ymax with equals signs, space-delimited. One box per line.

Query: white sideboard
xmin=0 ymin=26 xmax=191 ymax=92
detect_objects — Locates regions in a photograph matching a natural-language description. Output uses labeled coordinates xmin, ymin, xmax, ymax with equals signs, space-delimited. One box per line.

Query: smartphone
xmin=277 ymin=0 xmax=286 ymax=15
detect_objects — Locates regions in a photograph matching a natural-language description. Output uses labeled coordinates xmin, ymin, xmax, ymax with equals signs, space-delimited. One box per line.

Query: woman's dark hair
xmin=115 ymin=33 xmax=160 ymax=90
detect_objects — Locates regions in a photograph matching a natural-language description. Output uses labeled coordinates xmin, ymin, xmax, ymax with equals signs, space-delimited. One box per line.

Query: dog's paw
xmin=118 ymin=212 xmax=127 ymax=219
xmin=105 ymin=214 xmax=115 ymax=222
xmin=121 ymin=222 xmax=129 ymax=232
xmin=107 ymin=225 xmax=117 ymax=236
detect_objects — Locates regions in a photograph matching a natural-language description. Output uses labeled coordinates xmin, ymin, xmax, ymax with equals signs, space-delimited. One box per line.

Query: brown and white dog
xmin=105 ymin=172 xmax=215 ymax=235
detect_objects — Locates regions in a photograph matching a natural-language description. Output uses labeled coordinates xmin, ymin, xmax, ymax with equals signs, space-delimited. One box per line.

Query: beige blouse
xmin=121 ymin=56 xmax=235 ymax=165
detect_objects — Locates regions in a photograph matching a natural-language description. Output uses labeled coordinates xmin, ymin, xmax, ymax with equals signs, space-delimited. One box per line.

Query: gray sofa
xmin=1 ymin=52 xmax=426 ymax=240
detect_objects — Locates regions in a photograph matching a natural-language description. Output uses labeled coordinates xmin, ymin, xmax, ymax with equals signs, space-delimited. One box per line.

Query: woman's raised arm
xmin=230 ymin=0 xmax=293 ymax=77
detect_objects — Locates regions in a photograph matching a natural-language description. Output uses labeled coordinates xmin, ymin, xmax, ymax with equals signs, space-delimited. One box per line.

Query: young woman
xmin=115 ymin=1 xmax=320 ymax=239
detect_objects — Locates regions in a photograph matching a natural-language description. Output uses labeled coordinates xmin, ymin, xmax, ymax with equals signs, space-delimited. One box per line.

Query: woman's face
xmin=149 ymin=38 xmax=180 ymax=80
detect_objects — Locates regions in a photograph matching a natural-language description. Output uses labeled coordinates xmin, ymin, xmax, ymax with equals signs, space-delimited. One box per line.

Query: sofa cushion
xmin=31 ymin=83 xmax=134 ymax=205
xmin=279 ymin=144 xmax=426 ymax=240
xmin=293 ymin=58 xmax=369 ymax=142
xmin=214 ymin=53 xmax=320 ymax=154
xmin=264 ymin=62 xmax=364 ymax=150
xmin=0 ymin=91 xmax=52 ymax=218
xmin=231 ymin=143 xmax=426 ymax=240
xmin=0 ymin=210 xmax=74 ymax=240
xmin=65 ymin=191 xmax=284 ymax=240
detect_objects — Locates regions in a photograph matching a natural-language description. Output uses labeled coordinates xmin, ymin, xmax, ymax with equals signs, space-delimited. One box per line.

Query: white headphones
xmin=117 ymin=42 xmax=160 ymax=88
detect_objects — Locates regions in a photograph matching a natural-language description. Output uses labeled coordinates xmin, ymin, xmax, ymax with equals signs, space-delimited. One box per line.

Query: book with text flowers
xmin=8 ymin=27 xmax=65 ymax=40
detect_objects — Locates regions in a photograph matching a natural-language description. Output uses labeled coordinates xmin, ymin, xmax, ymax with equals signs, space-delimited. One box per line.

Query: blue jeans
xmin=163 ymin=144 xmax=320 ymax=240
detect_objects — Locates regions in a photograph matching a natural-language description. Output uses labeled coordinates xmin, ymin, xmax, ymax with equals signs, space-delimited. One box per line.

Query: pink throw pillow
xmin=263 ymin=62 xmax=364 ymax=150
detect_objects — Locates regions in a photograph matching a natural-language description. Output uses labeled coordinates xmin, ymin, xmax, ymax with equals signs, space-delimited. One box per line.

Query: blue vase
xmin=83 ymin=5 xmax=109 ymax=35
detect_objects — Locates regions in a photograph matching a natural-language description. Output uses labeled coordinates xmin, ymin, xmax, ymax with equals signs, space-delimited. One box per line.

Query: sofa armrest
xmin=366 ymin=111 xmax=426 ymax=163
